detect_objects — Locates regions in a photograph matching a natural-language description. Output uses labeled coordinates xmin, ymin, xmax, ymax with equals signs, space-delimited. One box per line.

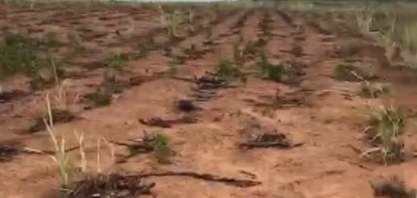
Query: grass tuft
xmin=168 ymin=58 xmax=179 ymax=77
xmin=44 ymin=93 xmax=70 ymax=189
xmin=158 ymin=6 xmax=186 ymax=39
xmin=361 ymin=104 xmax=407 ymax=165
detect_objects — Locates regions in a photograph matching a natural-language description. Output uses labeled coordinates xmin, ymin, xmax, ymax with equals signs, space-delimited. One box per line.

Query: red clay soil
xmin=1 ymin=4 xmax=417 ymax=198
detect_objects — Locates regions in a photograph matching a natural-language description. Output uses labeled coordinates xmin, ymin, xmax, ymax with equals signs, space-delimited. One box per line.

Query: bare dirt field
xmin=1 ymin=2 xmax=417 ymax=198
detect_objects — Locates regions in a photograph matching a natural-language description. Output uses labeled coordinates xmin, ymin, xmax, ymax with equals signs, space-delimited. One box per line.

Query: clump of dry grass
xmin=361 ymin=104 xmax=407 ymax=165
xmin=42 ymin=90 xmax=155 ymax=197
xmin=158 ymin=6 xmax=186 ymax=39
xmin=358 ymin=82 xmax=390 ymax=98
xmin=41 ymin=93 xmax=122 ymax=197
xmin=402 ymin=23 xmax=417 ymax=54
xmin=355 ymin=7 xmax=374 ymax=34
xmin=44 ymin=93 xmax=71 ymax=189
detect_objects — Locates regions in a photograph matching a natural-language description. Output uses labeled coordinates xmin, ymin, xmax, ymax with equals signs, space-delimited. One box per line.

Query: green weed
xmin=85 ymin=89 xmax=112 ymax=108
xmin=168 ymin=58 xmax=179 ymax=77
xmin=256 ymin=55 xmax=286 ymax=82
xmin=0 ymin=33 xmax=43 ymax=78
xmin=108 ymin=53 xmax=128 ymax=71
xmin=216 ymin=60 xmax=246 ymax=84
xmin=0 ymin=33 xmax=64 ymax=90
xmin=152 ymin=133 xmax=171 ymax=164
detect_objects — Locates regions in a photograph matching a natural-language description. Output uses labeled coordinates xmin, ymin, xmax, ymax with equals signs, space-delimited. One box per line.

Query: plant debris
xmin=239 ymin=133 xmax=303 ymax=149
xmin=190 ymin=89 xmax=218 ymax=101
xmin=0 ymin=144 xmax=20 ymax=162
xmin=371 ymin=177 xmax=416 ymax=198
xmin=110 ymin=139 xmax=154 ymax=163
xmin=130 ymin=171 xmax=261 ymax=188
xmin=358 ymin=82 xmax=390 ymax=98
xmin=66 ymin=173 xmax=155 ymax=198
xmin=110 ymin=132 xmax=172 ymax=164
xmin=274 ymin=89 xmax=309 ymax=109
xmin=0 ymin=89 xmax=28 ymax=103
xmin=194 ymin=73 xmax=228 ymax=90
xmin=139 ymin=115 xmax=197 ymax=128
xmin=28 ymin=109 xmax=76 ymax=133
xmin=0 ymin=143 xmax=79 ymax=162
xmin=176 ymin=98 xmax=201 ymax=112
xmin=139 ymin=117 xmax=172 ymax=128
xmin=334 ymin=62 xmax=377 ymax=82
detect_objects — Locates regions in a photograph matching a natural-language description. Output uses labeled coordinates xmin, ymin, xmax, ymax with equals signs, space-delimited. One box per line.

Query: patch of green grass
xmin=0 ymin=32 xmax=64 ymax=90
xmin=216 ymin=59 xmax=246 ymax=84
xmin=256 ymin=55 xmax=286 ymax=82
xmin=168 ymin=58 xmax=179 ymax=77
xmin=0 ymin=33 xmax=43 ymax=78
xmin=152 ymin=133 xmax=171 ymax=164
xmin=85 ymin=89 xmax=112 ymax=108
xmin=108 ymin=53 xmax=129 ymax=71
